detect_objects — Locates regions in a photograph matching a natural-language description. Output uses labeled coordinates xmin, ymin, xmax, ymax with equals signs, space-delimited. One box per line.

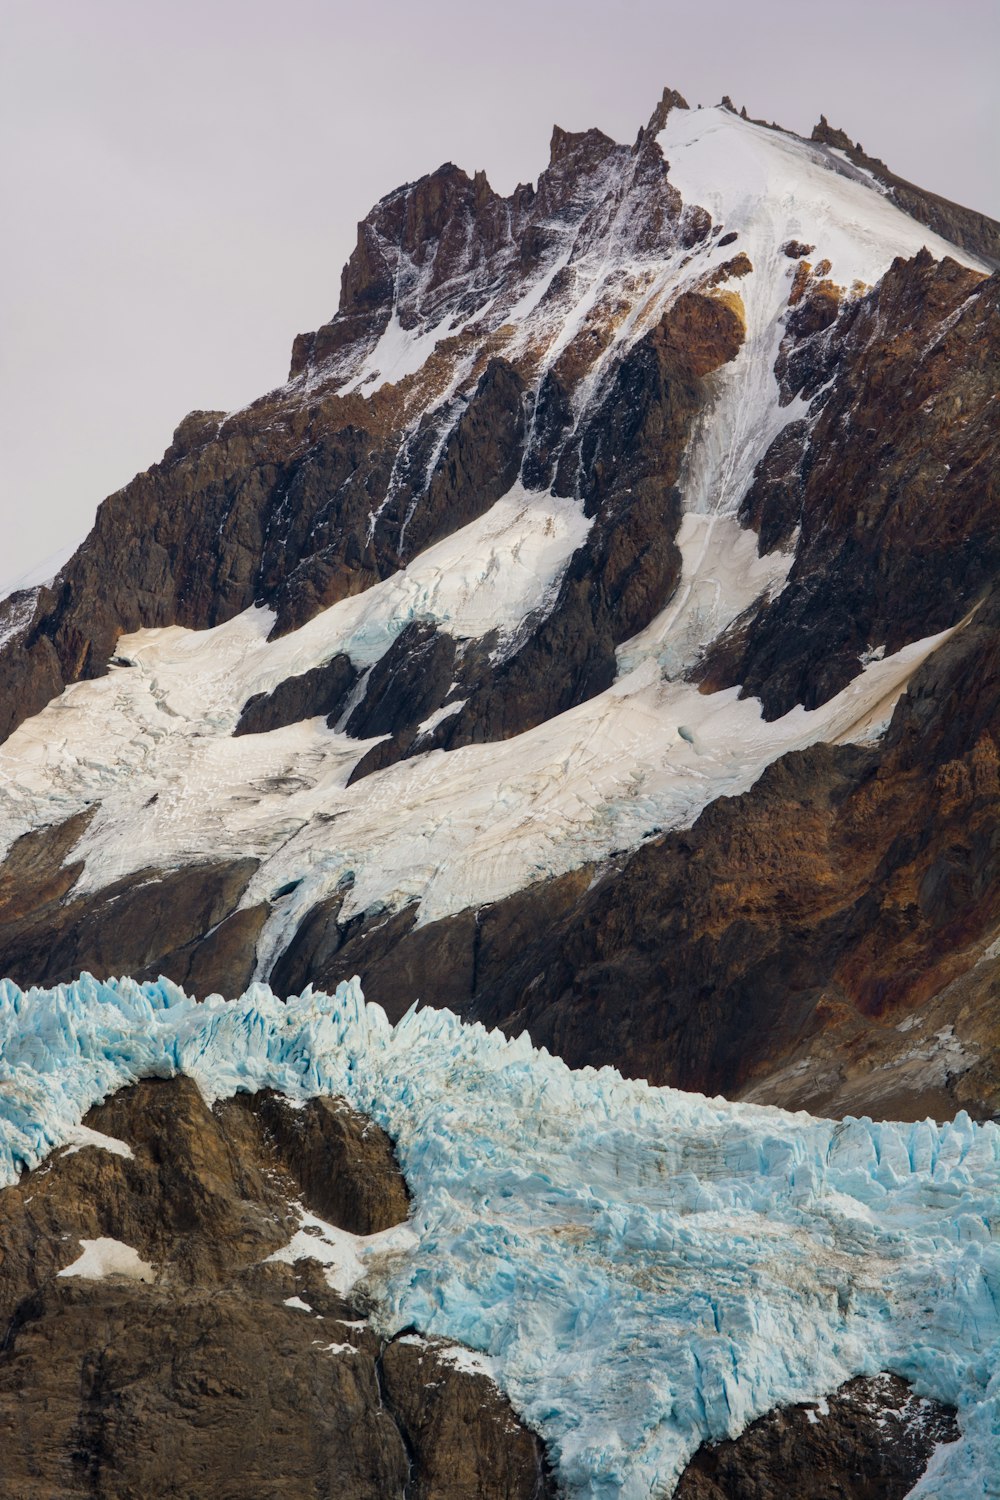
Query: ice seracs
xmin=1 ymin=974 xmax=997 ymax=1498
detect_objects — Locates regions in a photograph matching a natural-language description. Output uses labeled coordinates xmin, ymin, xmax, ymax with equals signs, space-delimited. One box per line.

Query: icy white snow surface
xmin=57 ymin=1236 xmax=155 ymax=1283
xmin=60 ymin=1122 xmax=134 ymax=1159
xmin=0 ymin=536 xmax=82 ymax=607
xmin=0 ymin=975 xmax=997 ymax=1498
xmin=0 ymin=569 xmax=960 ymax=978
xmin=265 ymin=1204 xmax=417 ymax=1296
xmin=656 ymin=106 xmax=985 ymax=524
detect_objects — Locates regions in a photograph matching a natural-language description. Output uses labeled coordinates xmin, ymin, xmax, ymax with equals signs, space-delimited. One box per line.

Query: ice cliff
xmin=0 ymin=973 xmax=997 ymax=1497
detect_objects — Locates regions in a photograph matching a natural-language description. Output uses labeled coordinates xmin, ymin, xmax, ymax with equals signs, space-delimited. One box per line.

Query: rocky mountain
xmin=0 ymin=86 xmax=998 ymax=1497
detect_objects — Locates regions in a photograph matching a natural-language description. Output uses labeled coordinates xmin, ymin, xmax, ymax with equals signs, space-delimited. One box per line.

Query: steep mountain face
xmin=0 ymin=89 xmax=996 ymax=1121
xmin=1 ymin=84 xmax=999 ymax=1498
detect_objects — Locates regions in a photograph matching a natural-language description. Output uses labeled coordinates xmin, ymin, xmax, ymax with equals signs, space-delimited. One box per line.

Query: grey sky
xmin=2 ymin=0 xmax=998 ymax=593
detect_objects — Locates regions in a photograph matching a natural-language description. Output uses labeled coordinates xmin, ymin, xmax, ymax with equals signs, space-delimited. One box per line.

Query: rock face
xmin=720 ymin=252 xmax=999 ymax=719
xmin=0 ymin=98 xmax=702 ymax=750
xmin=0 ymin=1078 xmax=552 ymax=1499
xmin=674 ymin=1372 xmax=959 ymax=1499
xmin=0 ymin=815 xmax=265 ymax=998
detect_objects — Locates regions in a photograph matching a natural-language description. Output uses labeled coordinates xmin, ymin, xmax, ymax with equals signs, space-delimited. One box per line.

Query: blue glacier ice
xmin=0 ymin=972 xmax=997 ymax=1498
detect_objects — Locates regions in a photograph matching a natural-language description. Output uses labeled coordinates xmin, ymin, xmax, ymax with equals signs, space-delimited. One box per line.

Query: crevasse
xmin=0 ymin=974 xmax=997 ymax=1498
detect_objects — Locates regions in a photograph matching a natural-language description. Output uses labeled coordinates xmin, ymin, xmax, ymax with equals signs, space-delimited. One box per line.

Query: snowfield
xmin=0 ymin=105 xmax=987 ymax=959
xmin=0 ymin=489 xmax=961 ymax=977
xmin=1 ymin=974 xmax=997 ymax=1498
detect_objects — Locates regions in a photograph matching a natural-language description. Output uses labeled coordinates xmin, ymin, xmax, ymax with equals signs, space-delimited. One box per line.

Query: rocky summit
xmin=0 ymin=85 xmax=998 ymax=1498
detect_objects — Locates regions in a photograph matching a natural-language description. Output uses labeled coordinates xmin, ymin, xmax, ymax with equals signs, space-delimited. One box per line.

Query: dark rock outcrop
xmin=234 ymin=652 xmax=357 ymax=735
xmin=0 ymin=829 xmax=264 ymax=997
xmin=439 ymin=289 xmax=745 ymax=746
xmin=675 ymin=1372 xmax=959 ymax=1499
xmin=0 ymin=1078 xmax=552 ymax=1499
xmin=718 ymin=253 xmax=998 ymax=720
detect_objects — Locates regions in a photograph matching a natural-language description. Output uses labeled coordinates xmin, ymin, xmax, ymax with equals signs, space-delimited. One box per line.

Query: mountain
xmin=0 ymin=88 xmax=998 ymax=1497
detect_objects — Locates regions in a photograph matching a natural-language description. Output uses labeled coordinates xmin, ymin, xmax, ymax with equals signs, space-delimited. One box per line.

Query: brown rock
xmin=675 ymin=1372 xmax=958 ymax=1500
xmin=380 ymin=1335 xmax=552 ymax=1499
xmin=0 ymin=1078 xmax=552 ymax=1498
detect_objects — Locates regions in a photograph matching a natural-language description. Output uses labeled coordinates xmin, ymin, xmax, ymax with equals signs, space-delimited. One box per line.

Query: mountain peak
xmin=642 ymin=83 xmax=689 ymax=139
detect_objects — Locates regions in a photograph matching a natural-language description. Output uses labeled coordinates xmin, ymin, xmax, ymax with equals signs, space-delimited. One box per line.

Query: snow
xmin=416 ymin=698 xmax=466 ymax=736
xmin=61 ymin=1122 xmax=134 ymax=1159
xmin=283 ymin=1294 xmax=313 ymax=1312
xmin=341 ymin=307 xmax=456 ymax=396
xmin=656 ymin=106 xmax=986 ymax=531
xmin=1 ymin=974 xmax=997 ymax=1498
xmin=617 ymin=511 xmax=793 ymax=679
xmin=57 ymin=1235 xmax=155 ymax=1283
xmin=0 ymin=537 xmax=81 ymax=605
xmin=261 ymin=481 xmax=591 ymax=676
xmin=826 ymin=146 xmax=891 ymax=196
xmin=266 ymin=1204 xmax=417 ymax=1296
xmin=0 ymin=559 xmax=959 ymax=978
xmin=0 ymin=589 xmax=40 ymax=653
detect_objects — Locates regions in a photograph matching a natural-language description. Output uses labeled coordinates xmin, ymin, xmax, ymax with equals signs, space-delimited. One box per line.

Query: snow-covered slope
xmin=0 ymin=102 xmax=988 ymax=963
xmin=2 ymin=974 xmax=997 ymax=1498
xmin=0 ymin=522 xmax=959 ymax=961
xmin=656 ymin=104 xmax=985 ymax=521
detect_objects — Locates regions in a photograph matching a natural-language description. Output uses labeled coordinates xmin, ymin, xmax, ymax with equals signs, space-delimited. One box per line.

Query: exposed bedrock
xmin=263 ymin=283 xmax=744 ymax=771
xmin=0 ymin=1078 xmax=552 ymax=1499
xmin=436 ymin=289 xmax=745 ymax=747
xmin=708 ymin=253 xmax=999 ymax=719
xmin=0 ymin=821 xmax=265 ymax=996
xmin=233 ymin=651 xmax=357 ymax=735
xmin=0 ymin=345 xmax=529 ymax=746
xmin=0 ymin=103 xmax=694 ymax=751
xmin=674 ymin=1372 xmax=958 ymax=1500
xmin=277 ymin=584 xmax=1000 ymax=1122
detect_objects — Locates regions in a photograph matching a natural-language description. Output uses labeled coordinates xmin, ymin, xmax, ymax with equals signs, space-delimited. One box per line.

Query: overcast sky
xmin=2 ymin=0 xmax=998 ymax=593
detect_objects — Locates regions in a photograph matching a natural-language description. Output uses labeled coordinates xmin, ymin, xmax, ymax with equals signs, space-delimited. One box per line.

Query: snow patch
xmin=57 ymin=1236 xmax=155 ymax=1283
xmin=283 ymin=1294 xmax=313 ymax=1312
xmin=266 ymin=1205 xmax=417 ymax=1296
xmin=61 ymin=1123 xmax=134 ymax=1159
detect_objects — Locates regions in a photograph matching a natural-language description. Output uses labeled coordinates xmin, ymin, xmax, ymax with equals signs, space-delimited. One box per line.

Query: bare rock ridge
xmin=810 ymin=113 xmax=1000 ymax=267
xmin=0 ymin=95 xmax=705 ymax=747
xmin=0 ymin=1078 xmax=552 ymax=1499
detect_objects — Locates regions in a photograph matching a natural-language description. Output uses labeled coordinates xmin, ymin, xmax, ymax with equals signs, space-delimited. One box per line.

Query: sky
xmin=2 ymin=0 xmax=998 ymax=594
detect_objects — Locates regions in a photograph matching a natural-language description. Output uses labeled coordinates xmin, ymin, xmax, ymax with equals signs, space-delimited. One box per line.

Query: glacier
xmin=0 ymin=973 xmax=997 ymax=1498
